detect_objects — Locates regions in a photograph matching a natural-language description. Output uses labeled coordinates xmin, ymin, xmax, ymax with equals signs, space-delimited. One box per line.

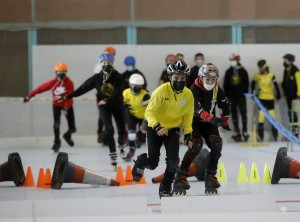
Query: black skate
xmin=124 ymin=148 xmax=135 ymax=162
xmin=63 ymin=132 xmax=74 ymax=147
xmin=172 ymin=169 xmax=190 ymax=196
xmin=231 ymin=134 xmax=242 ymax=142
xmin=118 ymin=144 xmax=128 ymax=160
xmin=242 ymin=132 xmax=249 ymax=142
xmin=159 ymin=183 xmax=171 ymax=198
xmin=109 ymin=152 xmax=118 ymax=171
xmin=132 ymin=153 xmax=147 ymax=182
xmin=205 ymin=172 xmax=220 ymax=195
xmin=52 ymin=139 xmax=61 ymax=152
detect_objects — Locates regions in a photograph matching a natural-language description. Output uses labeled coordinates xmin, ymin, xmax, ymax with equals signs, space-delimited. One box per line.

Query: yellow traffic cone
xmin=249 ymin=163 xmax=260 ymax=183
xmin=262 ymin=163 xmax=271 ymax=184
xmin=237 ymin=162 xmax=248 ymax=183
xmin=217 ymin=162 xmax=227 ymax=182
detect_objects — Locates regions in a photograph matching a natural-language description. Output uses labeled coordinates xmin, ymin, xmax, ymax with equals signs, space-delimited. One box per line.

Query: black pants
xmin=99 ymin=104 xmax=127 ymax=153
xmin=228 ymin=95 xmax=247 ymax=133
xmin=53 ymin=105 xmax=76 ymax=142
xmin=192 ymin=122 xmax=222 ymax=172
xmin=146 ymin=127 xmax=180 ymax=187
xmin=286 ymin=96 xmax=298 ymax=123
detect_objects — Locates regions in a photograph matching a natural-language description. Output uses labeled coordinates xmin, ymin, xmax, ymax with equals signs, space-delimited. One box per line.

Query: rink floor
xmin=1 ymin=137 xmax=300 ymax=221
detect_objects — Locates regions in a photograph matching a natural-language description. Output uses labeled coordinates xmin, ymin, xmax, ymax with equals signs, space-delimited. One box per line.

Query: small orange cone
xmin=24 ymin=166 xmax=35 ymax=187
xmin=116 ymin=166 xmax=126 ymax=186
xmin=44 ymin=168 xmax=52 ymax=189
xmin=37 ymin=168 xmax=45 ymax=188
xmin=125 ymin=165 xmax=134 ymax=185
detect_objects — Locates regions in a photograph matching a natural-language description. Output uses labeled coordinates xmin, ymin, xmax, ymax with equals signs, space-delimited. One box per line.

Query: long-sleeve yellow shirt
xmin=145 ymin=82 xmax=194 ymax=135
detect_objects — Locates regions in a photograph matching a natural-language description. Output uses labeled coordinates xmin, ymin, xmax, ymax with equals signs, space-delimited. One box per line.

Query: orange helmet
xmin=55 ymin=62 xmax=68 ymax=72
xmin=104 ymin=46 xmax=116 ymax=56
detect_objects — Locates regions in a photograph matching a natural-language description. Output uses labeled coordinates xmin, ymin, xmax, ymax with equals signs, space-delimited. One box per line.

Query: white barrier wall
xmin=0 ymin=44 xmax=296 ymax=139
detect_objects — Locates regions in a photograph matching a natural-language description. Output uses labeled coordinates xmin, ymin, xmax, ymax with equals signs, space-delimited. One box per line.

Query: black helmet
xmin=283 ymin=54 xmax=295 ymax=62
xmin=257 ymin=59 xmax=268 ymax=68
xmin=167 ymin=61 xmax=190 ymax=75
xmin=198 ymin=63 xmax=219 ymax=78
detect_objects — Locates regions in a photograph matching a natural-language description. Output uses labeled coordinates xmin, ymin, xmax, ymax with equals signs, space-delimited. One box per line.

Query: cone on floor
xmin=237 ymin=162 xmax=248 ymax=183
xmin=125 ymin=165 xmax=134 ymax=185
xmin=249 ymin=163 xmax=260 ymax=183
xmin=271 ymin=147 xmax=300 ymax=184
xmin=262 ymin=163 xmax=271 ymax=184
xmin=37 ymin=168 xmax=45 ymax=188
xmin=151 ymin=148 xmax=209 ymax=183
xmin=116 ymin=166 xmax=126 ymax=186
xmin=44 ymin=168 xmax=52 ymax=189
xmin=136 ymin=173 xmax=146 ymax=184
xmin=217 ymin=162 xmax=227 ymax=182
xmin=24 ymin=166 xmax=35 ymax=187
xmin=0 ymin=152 xmax=25 ymax=187
xmin=51 ymin=152 xmax=119 ymax=189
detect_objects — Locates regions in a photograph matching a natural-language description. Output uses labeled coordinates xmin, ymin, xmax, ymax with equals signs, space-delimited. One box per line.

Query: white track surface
xmin=1 ymin=137 xmax=300 ymax=221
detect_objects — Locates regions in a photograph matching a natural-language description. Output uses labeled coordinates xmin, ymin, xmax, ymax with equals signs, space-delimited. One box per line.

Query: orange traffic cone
xmin=24 ymin=166 xmax=35 ymax=187
xmin=125 ymin=165 xmax=134 ymax=185
xmin=37 ymin=168 xmax=45 ymax=188
xmin=116 ymin=166 xmax=126 ymax=186
xmin=136 ymin=173 xmax=146 ymax=184
xmin=44 ymin=168 xmax=52 ymax=189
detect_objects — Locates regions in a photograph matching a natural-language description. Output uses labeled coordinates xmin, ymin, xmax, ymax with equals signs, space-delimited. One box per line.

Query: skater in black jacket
xmin=55 ymin=52 xmax=128 ymax=171
xmin=175 ymin=63 xmax=231 ymax=195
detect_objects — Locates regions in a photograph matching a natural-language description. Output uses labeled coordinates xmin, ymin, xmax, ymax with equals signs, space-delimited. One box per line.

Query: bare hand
xmin=98 ymin=100 xmax=107 ymax=106
xmin=156 ymin=127 xmax=168 ymax=136
xmin=61 ymin=109 xmax=68 ymax=116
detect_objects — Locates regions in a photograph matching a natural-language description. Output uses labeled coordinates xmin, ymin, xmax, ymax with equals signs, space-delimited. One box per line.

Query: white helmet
xmin=129 ymin=73 xmax=144 ymax=85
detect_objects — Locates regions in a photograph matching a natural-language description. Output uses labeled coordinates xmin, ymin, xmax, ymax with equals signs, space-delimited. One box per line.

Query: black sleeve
xmin=67 ymin=75 xmax=96 ymax=99
xmin=273 ymin=76 xmax=281 ymax=98
xmin=244 ymin=69 xmax=249 ymax=93
xmin=217 ymin=88 xmax=231 ymax=116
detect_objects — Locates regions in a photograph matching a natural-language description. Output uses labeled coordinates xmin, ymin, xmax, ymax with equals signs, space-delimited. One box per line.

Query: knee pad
xmin=53 ymin=122 xmax=60 ymax=130
xmin=166 ymin=158 xmax=180 ymax=174
xmin=128 ymin=130 xmax=136 ymax=142
xmin=209 ymin=135 xmax=222 ymax=159
xmin=192 ymin=138 xmax=203 ymax=154
xmin=105 ymin=126 xmax=114 ymax=136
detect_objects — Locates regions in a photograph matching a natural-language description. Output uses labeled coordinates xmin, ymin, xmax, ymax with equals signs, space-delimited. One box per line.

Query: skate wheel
xmin=171 ymin=189 xmax=187 ymax=196
xmin=205 ymin=188 xmax=219 ymax=195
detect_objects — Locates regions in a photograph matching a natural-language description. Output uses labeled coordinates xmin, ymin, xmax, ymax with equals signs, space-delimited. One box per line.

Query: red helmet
xmin=229 ymin=54 xmax=240 ymax=61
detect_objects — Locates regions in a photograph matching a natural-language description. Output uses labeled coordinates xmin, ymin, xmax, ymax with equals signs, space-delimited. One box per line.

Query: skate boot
xmin=242 ymin=132 xmax=249 ymax=142
xmin=63 ymin=132 xmax=74 ymax=147
xmin=292 ymin=126 xmax=299 ymax=138
xmin=109 ymin=152 xmax=118 ymax=171
xmin=172 ymin=169 xmax=190 ymax=196
xmin=231 ymin=133 xmax=242 ymax=142
xmin=52 ymin=139 xmax=61 ymax=153
xmin=257 ymin=123 xmax=264 ymax=142
xmin=132 ymin=153 xmax=147 ymax=182
xmin=205 ymin=170 xmax=220 ymax=195
xmin=124 ymin=147 xmax=135 ymax=162
xmin=118 ymin=143 xmax=128 ymax=160
xmin=97 ymin=132 xmax=104 ymax=144
xmin=159 ymin=183 xmax=171 ymax=198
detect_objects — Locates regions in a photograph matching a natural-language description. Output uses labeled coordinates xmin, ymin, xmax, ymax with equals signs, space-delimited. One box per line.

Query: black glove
xmin=184 ymin=133 xmax=192 ymax=146
xmin=222 ymin=125 xmax=231 ymax=131
xmin=210 ymin=117 xmax=222 ymax=127
xmin=153 ymin=123 xmax=162 ymax=135
xmin=23 ymin=97 xmax=29 ymax=103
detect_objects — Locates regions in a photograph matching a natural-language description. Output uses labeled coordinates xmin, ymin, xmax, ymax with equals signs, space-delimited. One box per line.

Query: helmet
xmin=104 ymin=46 xmax=116 ymax=56
xmin=124 ymin=56 xmax=136 ymax=66
xmin=198 ymin=63 xmax=219 ymax=78
xmin=98 ymin=52 xmax=115 ymax=63
xmin=283 ymin=53 xmax=295 ymax=62
xmin=55 ymin=62 xmax=68 ymax=72
xmin=167 ymin=61 xmax=190 ymax=75
xmin=129 ymin=73 xmax=144 ymax=85
xmin=229 ymin=54 xmax=240 ymax=61
xmin=257 ymin=59 xmax=268 ymax=68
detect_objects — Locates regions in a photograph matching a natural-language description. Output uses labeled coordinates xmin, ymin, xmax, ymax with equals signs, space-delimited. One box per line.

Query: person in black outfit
xmin=178 ymin=63 xmax=231 ymax=194
xmin=56 ymin=52 xmax=128 ymax=171
xmin=158 ymin=54 xmax=176 ymax=85
xmin=282 ymin=53 xmax=300 ymax=137
xmin=186 ymin=53 xmax=205 ymax=88
xmin=223 ymin=54 xmax=249 ymax=142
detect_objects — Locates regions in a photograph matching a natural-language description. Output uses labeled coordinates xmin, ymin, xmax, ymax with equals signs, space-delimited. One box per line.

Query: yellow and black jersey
xmin=123 ymin=88 xmax=150 ymax=119
xmin=252 ymin=72 xmax=277 ymax=100
xmin=145 ymin=82 xmax=194 ymax=135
